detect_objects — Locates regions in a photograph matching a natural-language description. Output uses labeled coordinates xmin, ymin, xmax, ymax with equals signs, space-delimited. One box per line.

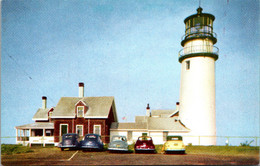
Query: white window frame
xmin=60 ymin=124 xmax=68 ymax=136
xmin=76 ymin=125 xmax=84 ymax=136
xmin=93 ymin=125 xmax=101 ymax=135
xmin=77 ymin=106 xmax=84 ymax=118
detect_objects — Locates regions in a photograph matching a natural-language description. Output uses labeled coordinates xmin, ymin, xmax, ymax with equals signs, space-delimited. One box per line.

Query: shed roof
xmin=148 ymin=118 xmax=189 ymax=131
xmin=151 ymin=109 xmax=175 ymax=117
xmin=15 ymin=122 xmax=54 ymax=129
xmin=110 ymin=122 xmax=147 ymax=130
xmin=110 ymin=117 xmax=189 ymax=132
xmin=52 ymin=96 xmax=117 ymax=121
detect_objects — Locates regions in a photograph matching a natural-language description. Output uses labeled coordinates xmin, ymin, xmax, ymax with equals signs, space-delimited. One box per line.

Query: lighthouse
xmin=178 ymin=7 xmax=219 ymax=145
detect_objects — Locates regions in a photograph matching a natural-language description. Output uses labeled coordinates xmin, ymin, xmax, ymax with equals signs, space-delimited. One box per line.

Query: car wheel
xmin=61 ymin=148 xmax=64 ymax=151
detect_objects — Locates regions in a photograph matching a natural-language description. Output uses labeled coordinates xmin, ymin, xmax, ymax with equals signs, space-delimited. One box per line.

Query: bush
xmin=1 ymin=144 xmax=33 ymax=155
xmin=240 ymin=140 xmax=254 ymax=146
xmin=155 ymin=145 xmax=163 ymax=153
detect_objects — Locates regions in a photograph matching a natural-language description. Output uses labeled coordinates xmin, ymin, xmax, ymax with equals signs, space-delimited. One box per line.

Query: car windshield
xmin=138 ymin=136 xmax=152 ymax=141
xmin=167 ymin=136 xmax=182 ymax=141
xmin=63 ymin=135 xmax=74 ymax=139
xmin=112 ymin=136 xmax=126 ymax=141
xmin=85 ymin=135 xmax=97 ymax=140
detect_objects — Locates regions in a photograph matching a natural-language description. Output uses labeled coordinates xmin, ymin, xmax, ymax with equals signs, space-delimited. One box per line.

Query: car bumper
xmin=108 ymin=147 xmax=128 ymax=151
xmin=135 ymin=148 xmax=155 ymax=151
xmin=165 ymin=149 xmax=185 ymax=152
xmin=80 ymin=145 xmax=101 ymax=149
xmin=60 ymin=145 xmax=78 ymax=148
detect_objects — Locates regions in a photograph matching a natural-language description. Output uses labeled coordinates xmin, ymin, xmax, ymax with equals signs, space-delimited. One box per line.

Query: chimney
xmin=176 ymin=102 xmax=180 ymax=111
xmin=42 ymin=96 xmax=47 ymax=109
xmin=79 ymin=82 xmax=84 ymax=97
xmin=146 ymin=103 xmax=151 ymax=117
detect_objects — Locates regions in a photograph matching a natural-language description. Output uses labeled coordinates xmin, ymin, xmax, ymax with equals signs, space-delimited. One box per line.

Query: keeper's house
xmin=15 ymin=83 xmax=118 ymax=146
xmin=15 ymin=83 xmax=188 ymax=146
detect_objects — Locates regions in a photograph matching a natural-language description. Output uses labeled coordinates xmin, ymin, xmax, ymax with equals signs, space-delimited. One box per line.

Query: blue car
xmin=108 ymin=135 xmax=129 ymax=152
xmin=59 ymin=133 xmax=80 ymax=151
xmin=80 ymin=134 xmax=104 ymax=151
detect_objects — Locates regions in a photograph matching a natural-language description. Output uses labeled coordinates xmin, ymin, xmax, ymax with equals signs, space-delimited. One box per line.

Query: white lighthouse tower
xmin=178 ymin=7 xmax=219 ymax=145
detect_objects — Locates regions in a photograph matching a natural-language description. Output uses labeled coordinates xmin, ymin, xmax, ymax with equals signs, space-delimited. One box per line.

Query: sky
xmin=1 ymin=0 xmax=259 ymax=145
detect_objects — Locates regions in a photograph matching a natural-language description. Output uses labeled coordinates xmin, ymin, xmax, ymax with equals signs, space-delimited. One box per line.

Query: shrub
xmin=155 ymin=145 xmax=163 ymax=153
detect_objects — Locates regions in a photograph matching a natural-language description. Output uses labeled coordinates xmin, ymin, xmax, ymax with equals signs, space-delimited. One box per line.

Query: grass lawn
xmin=1 ymin=144 xmax=33 ymax=155
xmin=185 ymin=145 xmax=260 ymax=156
xmin=1 ymin=144 xmax=259 ymax=157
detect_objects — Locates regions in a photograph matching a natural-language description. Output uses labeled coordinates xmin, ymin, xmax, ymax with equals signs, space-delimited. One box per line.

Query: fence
xmin=1 ymin=135 xmax=259 ymax=147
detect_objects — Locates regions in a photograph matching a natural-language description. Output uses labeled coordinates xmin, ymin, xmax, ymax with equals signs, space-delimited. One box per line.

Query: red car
xmin=134 ymin=136 xmax=155 ymax=153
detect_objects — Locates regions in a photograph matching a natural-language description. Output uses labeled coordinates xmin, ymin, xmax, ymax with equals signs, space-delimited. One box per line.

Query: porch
xmin=15 ymin=122 xmax=54 ymax=147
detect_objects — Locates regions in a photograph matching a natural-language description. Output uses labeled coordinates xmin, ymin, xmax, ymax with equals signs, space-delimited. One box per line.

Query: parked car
xmin=80 ymin=134 xmax=104 ymax=151
xmin=59 ymin=133 xmax=80 ymax=151
xmin=108 ymin=135 xmax=129 ymax=152
xmin=134 ymin=136 xmax=155 ymax=153
xmin=162 ymin=136 xmax=185 ymax=154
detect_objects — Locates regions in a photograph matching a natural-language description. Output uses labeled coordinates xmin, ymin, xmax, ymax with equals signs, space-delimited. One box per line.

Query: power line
xmin=3 ymin=49 xmax=56 ymax=104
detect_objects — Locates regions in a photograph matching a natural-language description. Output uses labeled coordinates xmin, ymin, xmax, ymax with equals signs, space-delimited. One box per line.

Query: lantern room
xmin=181 ymin=7 xmax=217 ymax=46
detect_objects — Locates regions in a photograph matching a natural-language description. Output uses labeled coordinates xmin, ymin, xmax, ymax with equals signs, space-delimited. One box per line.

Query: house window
xmin=186 ymin=60 xmax=190 ymax=70
xmin=45 ymin=129 xmax=54 ymax=136
xmin=60 ymin=124 xmax=68 ymax=136
xmin=76 ymin=125 xmax=83 ymax=136
xmin=77 ymin=106 xmax=84 ymax=118
xmin=93 ymin=125 xmax=101 ymax=135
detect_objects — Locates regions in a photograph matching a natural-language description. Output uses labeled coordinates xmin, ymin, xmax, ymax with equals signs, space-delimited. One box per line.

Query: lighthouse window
xmin=186 ymin=61 xmax=190 ymax=70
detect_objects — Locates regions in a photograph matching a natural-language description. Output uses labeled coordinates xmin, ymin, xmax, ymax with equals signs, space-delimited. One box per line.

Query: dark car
xmin=134 ymin=136 xmax=155 ymax=153
xmin=80 ymin=134 xmax=104 ymax=151
xmin=59 ymin=133 xmax=80 ymax=151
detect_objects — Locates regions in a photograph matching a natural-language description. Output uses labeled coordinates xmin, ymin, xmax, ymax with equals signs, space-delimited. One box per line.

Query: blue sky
xmin=1 ymin=0 xmax=259 ymax=145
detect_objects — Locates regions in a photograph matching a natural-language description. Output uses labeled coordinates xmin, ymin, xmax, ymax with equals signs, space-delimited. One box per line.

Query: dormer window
xmin=77 ymin=106 xmax=84 ymax=118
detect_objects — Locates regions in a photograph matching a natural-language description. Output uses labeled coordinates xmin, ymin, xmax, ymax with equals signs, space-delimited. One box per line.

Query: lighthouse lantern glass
xmin=185 ymin=16 xmax=214 ymax=39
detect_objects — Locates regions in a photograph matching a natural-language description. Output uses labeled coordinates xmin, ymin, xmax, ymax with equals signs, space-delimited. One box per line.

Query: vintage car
xmin=108 ymin=135 xmax=128 ymax=152
xmin=80 ymin=134 xmax=104 ymax=151
xmin=162 ymin=136 xmax=185 ymax=154
xmin=134 ymin=136 xmax=155 ymax=153
xmin=59 ymin=133 xmax=80 ymax=151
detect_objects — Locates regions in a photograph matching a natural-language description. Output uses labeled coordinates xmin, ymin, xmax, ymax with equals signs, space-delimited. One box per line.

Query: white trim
xmin=60 ymin=124 xmax=68 ymax=136
xmin=168 ymin=110 xmax=179 ymax=118
xmin=76 ymin=125 xmax=84 ymax=136
xmin=77 ymin=106 xmax=84 ymax=118
xmin=148 ymin=130 xmax=190 ymax=132
xmin=74 ymin=100 xmax=87 ymax=106
xmin=16 ymin=127 xmax=54 ymax=129
xmin=93 ymin=125 xmax=101 ymax=135
xmin=110 ymin=129 xmax=190 ymax=132
xmin=32 ymin=118 xmax=48 ymax=121
xmin=52 ymin=116 xmax=108 ymax=119
xmin=51 ymin=116 xmax=75 ymax=118
xmin=84 ymin=116 xmax=107 ymax=119
xmin=110 ymin=129 xmax=147 ymax=131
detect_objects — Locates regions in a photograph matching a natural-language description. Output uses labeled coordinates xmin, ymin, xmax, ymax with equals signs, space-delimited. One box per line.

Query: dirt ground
xmin=1 ymin=147 xmax=259 ymax=165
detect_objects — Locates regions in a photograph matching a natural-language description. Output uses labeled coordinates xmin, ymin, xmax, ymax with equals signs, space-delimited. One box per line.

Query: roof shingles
xmin=52 ymin=96 xmax=115 ymax=119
